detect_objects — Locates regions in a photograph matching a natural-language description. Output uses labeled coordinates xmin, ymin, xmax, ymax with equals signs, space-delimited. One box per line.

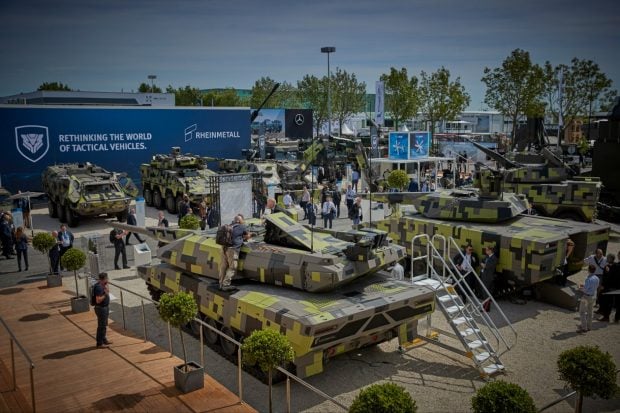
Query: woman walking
xmin=15 ymin=226 xmax=29 ymax=272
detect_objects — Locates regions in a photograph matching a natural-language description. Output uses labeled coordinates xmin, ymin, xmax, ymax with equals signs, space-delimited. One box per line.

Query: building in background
xmin=1 ymin=90 xmax=175 ymax=106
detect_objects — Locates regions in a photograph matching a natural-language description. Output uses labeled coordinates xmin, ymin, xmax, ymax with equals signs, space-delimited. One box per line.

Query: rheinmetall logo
xmin=184 ymin=124 xmax=241 ymax=142
xmin=15 ymin=125 xmax=49 ymax=163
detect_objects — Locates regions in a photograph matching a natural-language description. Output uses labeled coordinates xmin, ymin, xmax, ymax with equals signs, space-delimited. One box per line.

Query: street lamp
xmin=321 ymin=47 xmax=336 ymax=138
xmin=147 ymin=74 xmax=157 ymax=93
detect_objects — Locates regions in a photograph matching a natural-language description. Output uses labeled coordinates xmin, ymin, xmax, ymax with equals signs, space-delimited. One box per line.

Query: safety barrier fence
xmin=0 ymin=315 xmax=36 ymax=413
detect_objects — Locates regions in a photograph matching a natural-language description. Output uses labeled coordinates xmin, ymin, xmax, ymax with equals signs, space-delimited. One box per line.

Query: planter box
xmin=173 ymin=361 xmax=204 ymax=393
xmin=46 ymin=274 xmax=62 ymax=288
xmin=71 ymin=296 xmax=90 ymax=313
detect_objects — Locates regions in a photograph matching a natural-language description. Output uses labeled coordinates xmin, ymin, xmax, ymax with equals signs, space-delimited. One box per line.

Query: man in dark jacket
xmin=49 ymin=230 xmax=61 ymax=274
xmin=452 ymin=244 xmax=480 ymax=303
xmin=112 ymin=228 xmax=129 ymax=270
xmin=125 ymin=207 xmax=145 ymax=245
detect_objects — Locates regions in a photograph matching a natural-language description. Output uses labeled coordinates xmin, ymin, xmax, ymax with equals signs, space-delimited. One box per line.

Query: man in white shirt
xmin=282 ymin=192 xmax=293 ymax=208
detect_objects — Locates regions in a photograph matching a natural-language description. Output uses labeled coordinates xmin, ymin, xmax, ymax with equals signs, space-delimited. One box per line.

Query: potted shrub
xmin=179 ymin=214 xmax=201 ymax=230
xmin=158 ymin=291 xmax=203 ymax=393
xmin=349 ymin=382 xmax=417 ymax=413
xmin=557 ymin=345 xmax=619 ymax=413
xmin=471 ymin=380 xmax=536 ymax=413
xmin=32 ymin=232 xmax=62 ymax=287
xmin=242 ymin=329 xmax=294 ymax=413
xmin=387 ymin=169 xmax=409 ymax=192
xmin=61 ymin=248 xmax=89 ymax=313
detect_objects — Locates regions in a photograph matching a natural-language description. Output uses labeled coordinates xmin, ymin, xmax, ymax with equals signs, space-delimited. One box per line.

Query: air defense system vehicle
xmin=140 ymin=147 xmax=218 ymax=214
xmin=364 ymin=190 xmax=609 ymax=291
xmin=111 ymin=213 xmax=435 ymax=378
xmin=469 ymin=140 xmax=601 ymax=222
xmin=42 ymin=163 xmax=137 ymax=227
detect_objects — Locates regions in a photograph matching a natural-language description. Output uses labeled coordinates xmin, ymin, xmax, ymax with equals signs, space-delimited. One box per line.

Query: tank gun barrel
xmin=108 ymin=222 xmax=196 ymax=244
xmin=466 ymin=138 xmax=520 ymax=169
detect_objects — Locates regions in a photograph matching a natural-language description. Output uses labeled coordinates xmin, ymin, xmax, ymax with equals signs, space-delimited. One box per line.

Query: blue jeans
xmin=94 ymin=306 xmax=109 ymax=345
xmin=323 ymin=213 xmax=333 ymax=229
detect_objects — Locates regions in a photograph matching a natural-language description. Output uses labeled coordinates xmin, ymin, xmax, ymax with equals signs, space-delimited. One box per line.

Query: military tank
xmin=42 ymin=163 xmax=137 ymax=227
xmin=469 ymin=140 xmax=601 ymax=222
xmin=364 ymin=190 xmax=609 ymax=288
xmin=140 ymin=147 xmax=218 ymax=214
xmin=111 ymin=213 xmax=435 ymax=378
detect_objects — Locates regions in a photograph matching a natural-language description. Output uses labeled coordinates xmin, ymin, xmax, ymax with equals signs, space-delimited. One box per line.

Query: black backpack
xmin=90 ymin=283 xmax=97 ymax=306
xmin=215 ymin=224 xmax=234 ymax=247
xmin=109 ymin=229 xmax=117 ymax=243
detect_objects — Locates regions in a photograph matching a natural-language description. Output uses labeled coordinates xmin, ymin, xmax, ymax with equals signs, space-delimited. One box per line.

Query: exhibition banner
xmin=0 ymin=106 xmax=250 ymax=192
xmin=375 ymin=81 xmax=385 ymax=126
xmin=388 ymin=132 xmax=409 ymax=160
xmin=409 ymin=132 xmax=430 ymax=158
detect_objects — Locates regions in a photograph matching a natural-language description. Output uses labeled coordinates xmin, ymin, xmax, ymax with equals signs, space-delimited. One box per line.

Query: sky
xmin=1 ymin=0 xmax=619 ymax=110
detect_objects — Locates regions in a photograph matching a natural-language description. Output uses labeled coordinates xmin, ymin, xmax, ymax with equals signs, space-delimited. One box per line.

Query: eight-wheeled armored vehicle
xmin=140 ymin=147 xmax=218 ymax=214
xmin=42 ymin=163 xmax=137 ymax=227
xmin=111 ymin=213 xmax=435 ymax=378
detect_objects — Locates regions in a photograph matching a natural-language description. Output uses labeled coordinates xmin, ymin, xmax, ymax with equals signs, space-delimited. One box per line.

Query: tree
xmin=349 ymin=383 xmax=417 ymax=413
xmin=419 ymin=67 xmax=470 ymax=152
xmin=61 ymin=248 xmax=86 ymax=298
xmin=32 ymin=232 xmax=58 ymax=274
xmin=387 ymin=169 xmax=409 ymax=191
xmin=202 ymin=88 xmax=242 ymax=107
xmin=166 ymin=85 xmax=203 ymax=106
xmin=297 ymin=74 xmax=328 ymax=137
xmin=138 ymin=82 xmax=162 ymax=93
xmin=544 ymin=58 xmax=616 ymax=142
xmin=179 ymin=214 xmax=200 ymax=230
xmin=242 ymin=329 xmax=294 ymax=413
xmin=249 ymin=77 xmax=299 ymax=109
xmin=158 ymin=292 xmax=198 ymax=370
xmin=380 ymin=67 xmax=420 ymax=131
xmin=471 ymin=380 xmax=536 ymax=413
xmin=557 ymin=345 xmax=619 ymax=413
xmin=37 ymin=82 xmax=71 ymax=91
xmin=481 ymin=49 xmax=545 ymax=145
xmin=330 ymin=68 xmax=366 ymax=137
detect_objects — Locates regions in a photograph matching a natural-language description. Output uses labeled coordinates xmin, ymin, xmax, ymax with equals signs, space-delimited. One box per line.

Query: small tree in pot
xmin=179 ymin=214 xmax=201 ymax=230
xmin=349 ymin=382 xmax=417 ymax=413
xmin=32 ymin=232 xmax=61 ymax=287
xmin=387 ymin=169 xmax=409 ymax=192
xmin=158 ymin=291 xmax=203 ymax=393
xmin=242 ymin=329 xmax=294 ymax=413
xmin=471 ymin=380 xmax=536 ymax=413
xmin=61 ymin=248 xmax=89 ymax=313
xmin=557 ymin=345 xmax=619 ymax=413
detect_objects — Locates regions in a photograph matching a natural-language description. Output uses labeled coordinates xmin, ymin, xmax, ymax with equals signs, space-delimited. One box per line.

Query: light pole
xmin=321 ymin=47 xmax=335 ymax=138
xmin=147 ymin=74 xmax=157 ymax=93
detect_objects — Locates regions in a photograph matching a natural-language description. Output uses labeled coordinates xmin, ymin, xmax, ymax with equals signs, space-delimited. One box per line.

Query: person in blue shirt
xmin=57 ymin=224 xmax=74 ymax=270
xmin=93 ymin=272 xmax=112 ymax=348
xmin=578 ymin=264 xmax=600 ymax=333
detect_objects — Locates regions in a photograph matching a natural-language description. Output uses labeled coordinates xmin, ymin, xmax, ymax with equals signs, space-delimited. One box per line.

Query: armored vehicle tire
xmin=65 ymin=205 xmax=79 ymax=227
xmin=166 ymin=194 xmax=177 ymax=214
xmin=219 ymin=326 xmax=238 ymax=356
xmin=143 ymin=188 xmax=153 ymax=206
xmin=58 ymin=204 xmax=67 ymax=223
xmin=147 ymin=285 xmax=162 ymax=301
xmin=116 ymin=210 xmax=128 ymax=222
xmin=48 ymin=199 xmax=58 ymax=218
xmin=175 ymin=195 xmax=184 ymax=214
xmin=153 ymin=190 xmax=163 ymax=210
xmin=204 ymin=319 xmax=219 ymax=345
xmin=189 ymin=313 xmax=204 ymax=336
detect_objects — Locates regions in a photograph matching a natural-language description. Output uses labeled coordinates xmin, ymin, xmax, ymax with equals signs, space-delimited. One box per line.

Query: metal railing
xmin=0 ymin=316 xmax=36 ymax=413
xmin=106 ymin=280 xmax=348 ymax=412
xmin=538 ymin=369 xmax=620 ymax=412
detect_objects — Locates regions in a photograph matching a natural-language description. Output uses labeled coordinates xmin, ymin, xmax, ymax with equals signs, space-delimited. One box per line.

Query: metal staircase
xmin=408 ymin=234 xmax=517 ymax=377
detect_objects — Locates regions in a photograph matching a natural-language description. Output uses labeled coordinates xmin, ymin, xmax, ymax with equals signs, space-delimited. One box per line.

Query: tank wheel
xmin=143 ymin=188 xmax=153 ymax=206
xmin=147 ymin=285 xmax=163 ymax=302
xmin=153 ymin=190 xmax=163 ymax=210
xmin=48 ymin=199 xmax=58 ymax=218
xmin=204 ymin=319 xmax=219 ymax=345
xmin=166 ymin=193 xmax=177 ymax=215
xmin=65 ymin=205 xmax=79 ymax=227
xmin=190 ymin=313 xmax=204 ymax=336
xmin=219 ymin=326 xmax=238 ymax=356
xmin=175 ymin=195 xmax=184 ymax=215
xmin=58 ymin=203 xmax=67 ymax=223
xmin=116 ymin=210 xmax=128 ymax=222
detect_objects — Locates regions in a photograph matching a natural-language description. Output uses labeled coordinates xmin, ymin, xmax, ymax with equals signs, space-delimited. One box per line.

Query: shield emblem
xmin=15 ymin=125 xmax=49 ymax=163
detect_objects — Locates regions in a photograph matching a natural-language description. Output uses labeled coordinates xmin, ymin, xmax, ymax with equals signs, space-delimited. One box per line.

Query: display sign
xmin=388 ymin=132 xmax=409 ymax=160
xmin=0 ymin=106 xmax=250 ymax=192
xmin=284 ymin=109 xmax=313 ymax=139
xmin=409 ymin=132 xmax=430 ymax=158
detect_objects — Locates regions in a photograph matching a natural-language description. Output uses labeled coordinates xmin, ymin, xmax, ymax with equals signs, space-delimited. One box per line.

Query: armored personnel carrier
xmin=140 ymin=147 xmax=218 ymax=214
xmin=365 ymin=191 xmax=609 ymax=287
xmin=111 ymin=213 xmax=435 ymax=378
xmin=42 ymin=163 xmax=137 ymax=227
xmin=470 ymin=140 xmax=601 ymax=222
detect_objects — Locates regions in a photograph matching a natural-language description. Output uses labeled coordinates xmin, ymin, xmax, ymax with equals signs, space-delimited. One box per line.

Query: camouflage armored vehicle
xmin=42 ymin=163 xmax=137 ymax=227
xmin=111 ymin=213 xmax=435 ymax=378
xmin=365 ymin=191 xmax=609 ymax=287
xmin=470 ymin=140 xmax=601 ymax=222
xmin=140 ymin=147 xmax=218 ymax=214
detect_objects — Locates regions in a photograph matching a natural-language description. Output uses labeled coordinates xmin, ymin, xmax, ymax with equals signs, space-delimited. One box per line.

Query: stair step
xmin=467 ymin=340 xmax=487 ymax=350
xmin=483 ymin=364 xmax=505 ymax=375
xmin=438 ymin=294 xmax=460 ymax=303
xmin=413 ymin=278 xmax=442 ymax=290
xmin=452 ymin=316 xmax=473 ymax=326
xmin=474 ymin=352 xmax=491 ymax=362
xmin=446 ymin=305 xmax=464 ymax=315
xmin=459 ymin=328 xmax=480 ymax=337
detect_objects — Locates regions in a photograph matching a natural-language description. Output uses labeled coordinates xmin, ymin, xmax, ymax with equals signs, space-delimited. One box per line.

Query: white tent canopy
xmin=340 ymin=123 xmax=354 ymax=136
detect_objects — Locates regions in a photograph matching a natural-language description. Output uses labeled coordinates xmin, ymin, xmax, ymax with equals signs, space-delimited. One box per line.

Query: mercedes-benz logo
xmin=294 ymin=113 xmax=304 ymax=125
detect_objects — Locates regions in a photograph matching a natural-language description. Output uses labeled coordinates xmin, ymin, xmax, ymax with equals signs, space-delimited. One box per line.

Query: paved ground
xmin=1 ymin=204 xmax=620 ymax=412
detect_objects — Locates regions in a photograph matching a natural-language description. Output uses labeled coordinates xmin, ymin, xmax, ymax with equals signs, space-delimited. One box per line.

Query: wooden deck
xmin=0 ymin=282 xmax=256 ymax=413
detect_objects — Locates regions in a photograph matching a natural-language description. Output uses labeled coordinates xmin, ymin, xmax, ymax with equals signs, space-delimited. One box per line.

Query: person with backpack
xmin=92 ymin=272 xmax=113 ymax=348
xmin=110 ymin=228 xmax=129 ymax=270
xmin=349 ymin=196 xmax=363 ymax=229
xmin=322 ymin=196 xmax=336 ymax=229
xmin=217 ymin=214 xmax=251 ymax=291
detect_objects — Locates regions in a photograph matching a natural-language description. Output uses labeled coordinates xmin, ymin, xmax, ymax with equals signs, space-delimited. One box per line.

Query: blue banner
xmin=388 ymin=132 xmax=409 ymax=160
xmin=409 ymin=131 xmax=430 ymax=158
xmin=0 ymin=106 xmax=250 ymax=192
